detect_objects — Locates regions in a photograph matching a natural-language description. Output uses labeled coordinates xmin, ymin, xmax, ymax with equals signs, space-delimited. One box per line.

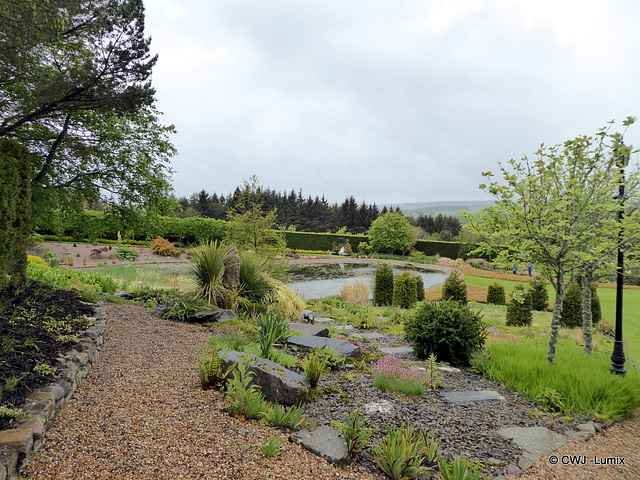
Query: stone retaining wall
xmin=0 ymin=305 xmax=107 ymax=480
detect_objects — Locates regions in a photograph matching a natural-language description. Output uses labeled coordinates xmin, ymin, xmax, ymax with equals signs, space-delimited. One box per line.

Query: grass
xmin=86 ymin=264 xmax=191 ymax=291
xmin=483 ymin=337 xmax=640 ymax=420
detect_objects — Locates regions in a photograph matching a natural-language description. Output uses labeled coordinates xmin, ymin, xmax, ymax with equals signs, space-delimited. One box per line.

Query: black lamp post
xmin=610 ymin=145 xmax=628 ymax=375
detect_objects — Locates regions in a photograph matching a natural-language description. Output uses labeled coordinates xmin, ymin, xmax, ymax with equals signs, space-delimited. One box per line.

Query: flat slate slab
xmin=498 ymin=426 xmax=570 ymax=459
xmin=289 ymin=426 xmax=349 ymax=466
xmin=285 ymin=336 xmax=361 ymax=358
xmin=288 ymin=323 xmax=329 ymax=337
xmin=441 ymin=391 xmax=506 ymax=403
xmin=378 ymin=346 xmax=414 ymax=356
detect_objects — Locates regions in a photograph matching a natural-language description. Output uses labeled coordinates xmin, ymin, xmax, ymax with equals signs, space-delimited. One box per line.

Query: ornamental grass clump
xmin=372 ymin=424 xmax=434 ymax=480
xmin=372 ymin=355 xmax=426 ymax=396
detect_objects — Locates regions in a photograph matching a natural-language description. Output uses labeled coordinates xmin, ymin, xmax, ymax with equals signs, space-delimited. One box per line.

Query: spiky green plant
xmin=239 ymin=251 xmax=273 ymax=302
xmin=303 ymin=348 xmax=330 ymax=388
xmin=257 ymin=312 xmax=291 ymax=360
xmin=190 ymin=240 xmax=233 ymax=305
xmin=225 ymin=356 xmax=267 ymax=419
xmin=334 ymin=408 xmax=374 ymax=456
xmin=259 ymin=432 xmax=284 ymax=457
xmin=372 ymin=424 xmax=433 ymax=480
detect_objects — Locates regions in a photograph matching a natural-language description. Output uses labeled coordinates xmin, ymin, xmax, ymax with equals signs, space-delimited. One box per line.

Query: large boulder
xmin=219 ymin=350 xmax=310 ymax=405
xmin=289 ymin=426 xmax=349 ymax=466
xmin=223 ymin=246 xmax=240 ymax=289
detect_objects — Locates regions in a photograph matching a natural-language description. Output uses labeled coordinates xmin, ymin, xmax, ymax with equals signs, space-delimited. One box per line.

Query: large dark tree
xmin=0 ymin=0 xmax=174 ymax=284
xmin=1 ymin=0 xmax=174 ymax=215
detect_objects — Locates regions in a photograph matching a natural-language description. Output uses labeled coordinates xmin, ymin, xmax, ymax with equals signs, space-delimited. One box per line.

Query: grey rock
xmin=301 ymin=310 xmax=316 ymax=321
xmin=518 ymin=453 xmax=535 ymax=471
xmin=442 ymin=391 xmax=506 ymax=403
xmin=335 ymin=325 xmax=355 ymax=333
xmin=188 ymin=309 xmax=238 ymax=323
xmin=313 ymin=317 xmax=336 ymax=325
xmin=288 ymin=323 xmax=329 ymax=337
xmin=564 ymin=430 xmax=593 ymax=442
xmin=219 ymin=350 xmax=309 ymax=405
xmin=577 ymin=422 xmax=597 ymax=436
xmin=488 ymin=326 xmax=501 ymax=334
xmin=498 ymin=426 xmax=569 ymax=458
xmin=378 ymin=346 xmax=414 ymax=356
xmin=285 ymin=336 xmax=361 ymax=358
xmin=362 ymin=400 xmax=394 ymax=414
xmin=289 ymin=426 xmax=349 ymax=466
xmin=0 ymin=446 xmax=18 ymax=480
xmin=506 ymin=464 xmax=522 ymax=477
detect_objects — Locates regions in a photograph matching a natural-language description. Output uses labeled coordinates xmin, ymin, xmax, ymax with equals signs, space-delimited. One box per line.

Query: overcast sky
xmin=143 ymin=0 xmax=640 ymax=206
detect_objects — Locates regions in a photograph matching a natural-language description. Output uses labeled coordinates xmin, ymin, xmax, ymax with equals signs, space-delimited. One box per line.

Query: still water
xmin=288 ymin=262 xmax=447 ymax=300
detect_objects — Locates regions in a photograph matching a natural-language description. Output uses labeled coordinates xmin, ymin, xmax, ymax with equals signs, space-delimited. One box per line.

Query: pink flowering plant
xmin=372 ymin=355 xmax=427 ymax=396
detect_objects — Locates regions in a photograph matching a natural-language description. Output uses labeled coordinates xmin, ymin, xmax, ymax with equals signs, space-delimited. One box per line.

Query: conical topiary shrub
xmin=373 ymin=263 xmax=394 ymax=306
xmin=560 ymin=281 xmax=582 ymax=328
xmin=441 ymin=270 xmax=467 ymax=304
xmin=393 ymin=271 xmax=417 ymax=309
xmin=412 ymin=275 xmax=425 ymax=302
xmin=529 ymin=277 xmax=549 ymax=311
xmin=486 ymin=282 xmax=506 ymax=305
xmin=506 ymin=284 xmax=533 ymax=326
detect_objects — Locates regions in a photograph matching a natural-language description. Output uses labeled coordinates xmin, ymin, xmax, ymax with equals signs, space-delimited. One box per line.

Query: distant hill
xmin=385 ymin=200 xmax=494 ymax=218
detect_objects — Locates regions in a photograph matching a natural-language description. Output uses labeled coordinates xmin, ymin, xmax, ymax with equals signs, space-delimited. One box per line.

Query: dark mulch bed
xmin=0 ymin=281 xmax=95 ymax=430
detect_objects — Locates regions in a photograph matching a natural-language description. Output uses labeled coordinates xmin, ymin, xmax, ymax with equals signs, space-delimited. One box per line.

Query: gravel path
xmin=19 ymin=303 xmax=639 ymax=480
xmin=20 ymin=304 xmax=380 ymax=480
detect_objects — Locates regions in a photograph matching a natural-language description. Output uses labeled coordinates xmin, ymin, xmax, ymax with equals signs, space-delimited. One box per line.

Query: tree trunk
xmin=582 ymin=273 xmax=593 ymax=355
xmin=547 ymin=272 xmax=565 ymax=364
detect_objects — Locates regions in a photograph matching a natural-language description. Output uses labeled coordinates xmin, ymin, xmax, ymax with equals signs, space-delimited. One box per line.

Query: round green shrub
xmin=528 ymin=277 xmax=549 ymax=311
xmin=560 ymin=281 xmax=582 ymax=328
xmin=404 ymin=300 xmax=486 ymax=365
xmin=506 ymin=284 xmax=533 ymax=326
xmin=373 ymin=263 xmax=394 ymax=306
xmin=393 ymin=271 xmax=417 ymax=309
xmin=486 ymin=282 xmax=506 ymax=305
xmin=441 ymin=270 xmax=467 ymax=304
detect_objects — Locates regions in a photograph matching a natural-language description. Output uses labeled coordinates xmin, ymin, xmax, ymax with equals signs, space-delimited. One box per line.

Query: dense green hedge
xmin=34 ymin=210 xmax=227 ymax=245
xmin=284 ymin=231 xmax=467 ymax=258
xmin=414 ymin=239 xmax=461 ymax=258
xmin=283 ymin=231 xmax=369 ymax=252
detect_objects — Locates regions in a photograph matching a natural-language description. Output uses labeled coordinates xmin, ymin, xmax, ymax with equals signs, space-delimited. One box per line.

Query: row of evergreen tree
xmin=176 ymin=188 xmax=403 ymax=234
xmin=176 ymin=187 xmax=464 ymax=236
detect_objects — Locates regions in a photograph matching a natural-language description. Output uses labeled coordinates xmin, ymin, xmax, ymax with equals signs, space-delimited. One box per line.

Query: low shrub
xmin=27 ymin=255 xmax=46 ymax=265
xmin=506 ymin=284 xmax=533 ymax=327
xmin=405 ymin=300 xmax=486 ymax=365
xmin=441 ymin=270 xmax=467 ymax=304
xmin=114 ymin=247 xmax=139 ymax=261
xmin=486 ymin=282 xmax=506 ymax=305
xmin=372 ymin=355 xmax=427 ymax=396
xmin=151 ymin=236 xmax=179 ymax=257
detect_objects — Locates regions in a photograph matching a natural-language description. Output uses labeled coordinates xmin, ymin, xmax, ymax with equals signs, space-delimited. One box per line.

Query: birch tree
xmin=467 ymin=119 xmax=637 ymax=363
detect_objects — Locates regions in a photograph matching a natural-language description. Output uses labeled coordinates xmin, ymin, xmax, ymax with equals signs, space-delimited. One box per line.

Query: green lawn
xmin=465 ymin=273 xmax=640 ymax=368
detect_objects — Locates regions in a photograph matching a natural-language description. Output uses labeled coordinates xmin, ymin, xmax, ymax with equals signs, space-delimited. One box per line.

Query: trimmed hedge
xmin=284 ymin=231 xmax=368 ymax=252
xmin=34 ymin=210 xmax=228 ymax=245
xmin=284 ymin=231 xmax=467 ymax=259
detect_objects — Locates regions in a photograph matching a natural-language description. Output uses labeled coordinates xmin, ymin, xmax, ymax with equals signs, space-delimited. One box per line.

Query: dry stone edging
xmin=0 ymin=305 xmax=107 ymax=480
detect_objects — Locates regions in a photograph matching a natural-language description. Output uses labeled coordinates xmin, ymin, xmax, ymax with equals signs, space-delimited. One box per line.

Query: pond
xmin=288 ymin=262 xmax=448 ymax=300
